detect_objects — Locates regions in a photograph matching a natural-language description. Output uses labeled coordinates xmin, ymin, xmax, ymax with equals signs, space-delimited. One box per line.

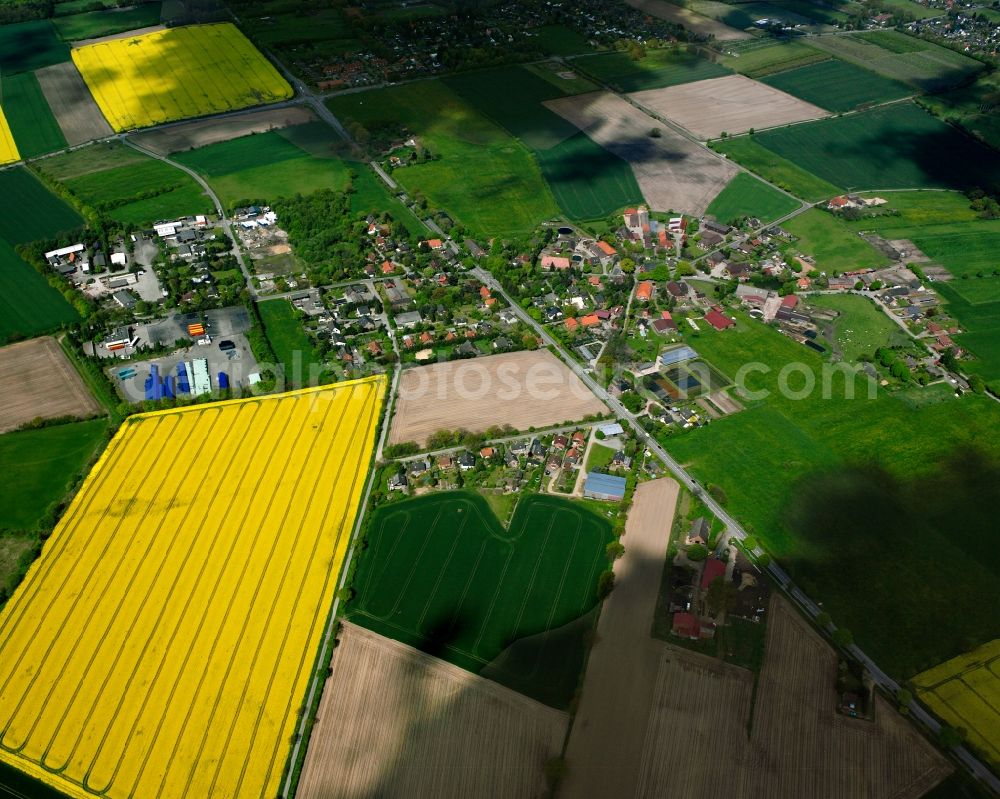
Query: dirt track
xmin=132 ymin=107 xmax=318 ymax=155
xmin=296 ymin=622 xmax=567 ymax=799
xmin=631 ymin=74 xmax=828 ymax=140
xmin=35 ymin=62 xmax=113 ymax=146
xmin=388 ymin=350 xmax=606 ymax=447
xmin=561 ymin=478 xmax=680 ymax=799
xmin=0 ymin=337 xmax=101 ymax=432
xmin=544 ymin=92 xmax=737 ymax=215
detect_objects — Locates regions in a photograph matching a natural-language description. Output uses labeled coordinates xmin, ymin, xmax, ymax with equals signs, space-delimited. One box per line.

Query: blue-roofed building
xmin=583 ymin=471 xmax=627 ymax=501
xmin=598 ymin=422 xmax=624 ymax=437
xmin=659 ymin=346 xmax=698 ymax=368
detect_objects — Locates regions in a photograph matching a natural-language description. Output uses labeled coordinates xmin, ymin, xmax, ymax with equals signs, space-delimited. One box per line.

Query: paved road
xmin=474 ymin=267 xmax=1000 ymax=796
xmin=124 ymin=138 xmax=258 ymax=299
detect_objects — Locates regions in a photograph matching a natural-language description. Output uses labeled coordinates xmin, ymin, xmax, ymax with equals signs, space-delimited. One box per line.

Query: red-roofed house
xmin=479 ymin=285 xmax=491 ymax=299
xmin=419 ymin=331 xmax=433 ymax=345
xmin=797 ymin=277 xmax=811 ymax=290
xmin=565 ymin=317 xmax=579 ymax=332
xmin=580 ymin=313 xmax=601 ymax=327
xmin=596 ymin=241 xmax=616 ymax=257
xmin=661 ymin=310 xmax=673 ymax=320
xmin=541 ymin=254 xmax=572 ymax=270
xmin=704 ymin=309 xmax=735 ymax=331
xmin=671 ymin=612 xmax=702 ymax=640
xmin=636 ymin=281 xmax=653 ymax=302
xmin=588 ymin=274 xmax=603 ymax=287
xmin=381 ymin=260 xmax=395 ymax=274
xmin=424 ymin=238 xmax=443 ymax=250
xmin=781 ymin=294 xmax=799 ymax=309
xmin=701 ymin=558 xmax=726 ymax=590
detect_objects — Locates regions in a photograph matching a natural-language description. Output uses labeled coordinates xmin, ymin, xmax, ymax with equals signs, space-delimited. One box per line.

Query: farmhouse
xmin=686 ymin=517 xmax=709 ymax=546
xmin=705 ymin=309 xmax=735 ymax=331
xmin=583 ymin=471 xmax=627 ymax=501
xmin=636 ymin=281 xmax=653 ymax=302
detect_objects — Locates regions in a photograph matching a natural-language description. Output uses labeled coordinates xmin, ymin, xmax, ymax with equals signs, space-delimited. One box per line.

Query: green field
xmin=0 ymin=239 xmax=79 ymax=343
xmin=62 ymin=158 xmax=212 ymax=223
xmin=328 ymin=80 xmax=559 ymax=237
xmin=0 ymin=167 xmax=82 ymax=244
xmin=665 ymin=313 xmax=1000 ymax=677
xmin=921 ymin=72 xmax=1000 ymax=152
xmin=0 ymin=20 xmax=69 ymax=75
xmin=531 ymin=24 xmax=594 ymax=56
xmin=809 ymin=294 xmax=910 ymax=361
xmin=0 ymin=72 xmax=67 ymax=158
xmin=705 ymin=172 xmax=800 ymax=224
xmin=445 ymin=66 xmax=643 ymax=220
xmin=574 ymin=47 xmax=731 ymax=93
xmin=0 ymin=418 xmax=107 ymax=532
xmin=935 ymin=281 xmax=1000 ymax=391
xmin=175 ymin=125 xmax=352 ymax=208
xmin=784 ymin=208 xmax=890 ymax=273
xmin=810 ymin=31 xmax=983 ymax=92
xmin=51 ymin=2 xmax=162 ymax=40
xmin=258 ymin=298 xmax=320 ymax=388
xmin=349 ymin=491 xmax=613 ymax=707
xmin=752 ymin=102 xmax=1000 ymax=194
xmin=761 ymin=58 xmax=911 ymax=112
xmin=720 ymin=39 xmax=829 ymax=78
xmin=585 ymin=442 xmax=616 ymax=472
xmin=711 ymin=136 xmax=841 ymax=202
xmin=34 ymin=140 xmax=146 ymax=182
xmin=524 ymin=61 xmax=599 ymax=96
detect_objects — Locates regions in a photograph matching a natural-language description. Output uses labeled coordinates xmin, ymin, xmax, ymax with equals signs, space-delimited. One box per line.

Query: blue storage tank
xmin=217 ymin=371 xmax=230 ymax=390
xmin=163 ymin=375 xmax=175 ymax=399
xmin=144 ymin=364 xmax=161 ymax=400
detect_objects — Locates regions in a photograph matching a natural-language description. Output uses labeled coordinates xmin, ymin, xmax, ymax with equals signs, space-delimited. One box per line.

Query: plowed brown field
xmin=0 ymin=336 xmax=100 ymax=432
xmin=296 ymin=623 xmax=567 ymax=799
xmin=388 ymin=350 xmax=606 ymax=447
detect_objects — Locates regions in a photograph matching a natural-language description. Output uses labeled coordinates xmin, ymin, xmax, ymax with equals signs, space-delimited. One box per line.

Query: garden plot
xmin=296 ymin=622 xmax=567 ymax=799
xmin=630 ymin=74 xmax=828 ymax=140
xmin=544 ymin=91 xmax=737 ymax=215
xmin=0 ymin=337 xmax=100 ymax=433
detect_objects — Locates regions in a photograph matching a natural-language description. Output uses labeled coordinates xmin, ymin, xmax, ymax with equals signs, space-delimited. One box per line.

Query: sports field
xmin=0 ymin=20 xmax=69 ymax=75
xmin=752 ymin=102 xmax=1000 ymax=194
xmin=349 ymin=491 xmax=613 ymax=698
xmin=0 ymin=72 xmax=66 ymax=159
xmin=328 ymin=80 xmax=559 ymax=237
xmin=705 ymin=172 xmax=800 ymax=224
xmin=174 ymin=124 xmax=352 ymax=207
xmin=0 ymin=111 xmax=18 ymax=166
xmin=573 ymin=48 xmax=731 ymax=93
xmin=784 ymin=208 xmax=890 ymax=273
xmin=72 ymin=23 xmax=293 ymax=131
xmin=914 ymin=638 xmax=1000 ymax=766
xmin=761 ymin=58 xmax=911 ymax=112
xmin=711 ymin=135 xmax=841 ymax=201
xmin=0 ymin=167 xmax=83 ymax=244
xmin=0 ymin=418 xmax=107 ymax=533
xmin=0 ymin=241 xmax=80 ymax=344
xmin=664 ymin=313 xmax=1000 ymax=677
xmin=0 ymin=378 xmax=384 ymax=799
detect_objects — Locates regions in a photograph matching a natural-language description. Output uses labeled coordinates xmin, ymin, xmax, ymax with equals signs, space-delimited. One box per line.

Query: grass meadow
xmin=0 ymin=240 xmax=80 ymax=343
xmin=752 ymin=102 xmax=1000 ymax=194
xmin=720 ymin=39 xmax=829 ymax=78
xmin=784 ymin=208 xmax=890 ymax=273
xmin=0 ymin=72 xmax=67 ymax=159
xmin=921 ymin=72 xmax=1000 ymax=151
xmin=175 ymin=125 xmax=353 ymax=208
xmin=761 ymin=58 xmax=911 ymax=112
xmin=0 ymin=20 xmax=69 ymax=75
xmin=808 ymin=294 xmax=910 ymax=361
xmin=51 ymin=2 xmax=162 ymax=40
xmin=0 ymin=418 xmax=107 ymax=532
xmin=711 ymin=136 xmax=841 ymax=202
xmin=665 ymin=313 xmax=1000 ymax=677
xmin=328 ymin=80 xmax=559 ymax=237
xmin=259 ymin=298 xmax=320 ymax=387
xmin=349 ymin=490 xmax=612 ymax=707
xmin=445 ymin=66 xmax=643 ymax=220
xmin=705 ymin=172 xmax=800 ymax=224
xmin=0 ymin=167 xmax=82 ymax=244
xmin=574 ymin=48 xmax=731 ymax=93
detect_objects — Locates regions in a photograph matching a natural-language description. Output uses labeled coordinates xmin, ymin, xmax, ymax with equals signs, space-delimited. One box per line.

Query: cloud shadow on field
xmin=779 ymin=445 xmax=1000 ymax=676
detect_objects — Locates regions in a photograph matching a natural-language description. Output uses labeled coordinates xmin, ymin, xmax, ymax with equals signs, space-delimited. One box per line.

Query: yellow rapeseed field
xmin=914 ymin=638 xmax=1000 ymax=766
xmin=72 ymin=23 xmax=293 ymax=132
xmin=0 ymin=108 xmax=19 ymax=165
xmin=0 ymin=377 xmax=384 ymax=799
